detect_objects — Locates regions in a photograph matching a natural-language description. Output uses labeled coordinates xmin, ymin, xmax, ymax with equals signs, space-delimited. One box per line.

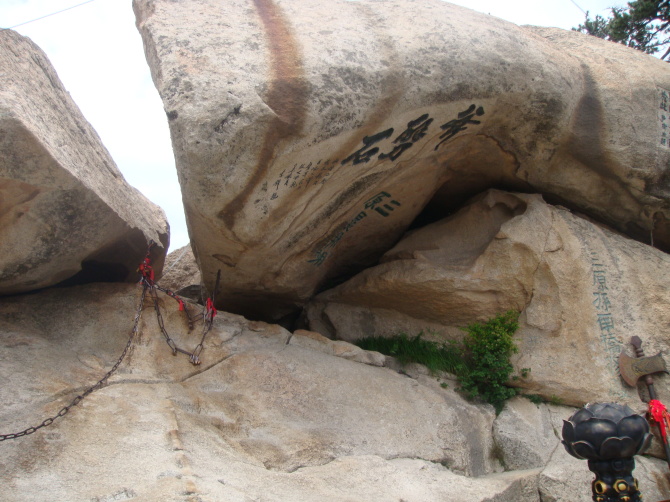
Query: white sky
xmin=1 ymin=0 xmax=621 ymax=251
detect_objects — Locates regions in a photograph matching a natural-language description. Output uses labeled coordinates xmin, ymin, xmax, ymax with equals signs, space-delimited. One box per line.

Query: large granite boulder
xmin=305 ymin=190 xmax=670 ymax=407
xmin=134 ymin=0 xmax=670 ymax=321
xmin=3 ymin=283 xmax=670 ymax=500
xmin=0 ymin=30 xmax=168 ymax=295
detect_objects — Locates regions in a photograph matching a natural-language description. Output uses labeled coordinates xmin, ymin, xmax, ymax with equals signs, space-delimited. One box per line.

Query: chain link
xmin=142 ymin=268 xmax=219 ymax=366
xmin=154 ymin=283 xmax=194 ymax=330
xmin=0 ymin=283 xmax=149 ymax=442
xmin=0 ymin=239 xmax=221 ymax=442
xmin=147 ymin=279 xmax=206 ymax=362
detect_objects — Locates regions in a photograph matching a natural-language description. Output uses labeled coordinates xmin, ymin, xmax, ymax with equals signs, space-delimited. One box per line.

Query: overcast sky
xmin=1 ymin=0 xmax=620 ymax=251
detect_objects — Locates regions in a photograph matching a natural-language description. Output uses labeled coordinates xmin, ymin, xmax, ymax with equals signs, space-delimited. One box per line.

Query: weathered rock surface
xmin=2 ymin=283 xmax=669 ymax=500
xmin=0 ymin=283 xmax=498 ymax=500
xmin=134 ymin=0 xmax=670 ymax=320
xmin=306 ymin=190 xmax=670 ymax=407
xmin=494 ymin=397 xmax=564 ymax=471
xmin=0 ymin=29 xmax=169 ymax=295
xmin=160 ymin=243 xmax=201 ymax=297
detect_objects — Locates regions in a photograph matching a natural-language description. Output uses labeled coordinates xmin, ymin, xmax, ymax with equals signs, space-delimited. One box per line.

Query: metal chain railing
xmin=0 ymin=282 xmax=149 ymax=441
xmin=140 ymin=249 xmax=219 ymax=366
xmin=0 ymin=242 xmax=221 ymax=441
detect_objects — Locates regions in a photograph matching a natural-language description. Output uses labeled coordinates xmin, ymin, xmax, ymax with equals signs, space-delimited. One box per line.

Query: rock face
xmin=160 ymin=243 xmax=201 ymax=299
xmin=0 ymin=284 xmax=505 ymax=500
xmin=0 ymin=30 xmax=169 ymax=295
xmin=494 ymin=397 xmax=565 ymax=471
xmin=306 ymin=190 xmax=670 ymax=407
xmin=2 ymin=283 xmax=669 ymax=501
xmin=134 ymin=0 xmax=670 ymax=321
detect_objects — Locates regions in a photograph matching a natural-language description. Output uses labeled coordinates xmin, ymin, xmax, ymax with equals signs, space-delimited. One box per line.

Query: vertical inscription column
xmin=658 ymin=87 xmax=669 ymax=148
xmin=591 ymin=251 xmax=627 ymax=400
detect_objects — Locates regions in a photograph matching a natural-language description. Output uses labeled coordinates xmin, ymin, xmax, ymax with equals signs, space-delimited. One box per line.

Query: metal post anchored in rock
xmin=562 ymin=402 xmax=652 ymax=502
xmin=620 ymin=335 xmax=670 ymax=471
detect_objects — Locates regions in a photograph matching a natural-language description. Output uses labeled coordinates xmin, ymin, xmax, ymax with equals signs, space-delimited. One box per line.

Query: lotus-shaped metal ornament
xmin=562 ymin=403 xmax=652 ymax=502
xmin=562 ymin=402 xmax=652 ymax=460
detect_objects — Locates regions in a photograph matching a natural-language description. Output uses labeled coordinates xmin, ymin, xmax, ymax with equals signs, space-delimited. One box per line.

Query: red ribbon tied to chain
xmin=649 ymin=399 xmax=670 ymax=443
xmin=205 ymin=297 xmax=217 ymax=321
xmin=138 ymin=255 xmax=154 ymax=283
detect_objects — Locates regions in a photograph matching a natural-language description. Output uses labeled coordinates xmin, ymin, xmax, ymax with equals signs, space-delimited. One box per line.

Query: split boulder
xmin=134 ymin=0 xmax=670 ymax=321
xmin=0 ymin=29 xmax=168 ymax=295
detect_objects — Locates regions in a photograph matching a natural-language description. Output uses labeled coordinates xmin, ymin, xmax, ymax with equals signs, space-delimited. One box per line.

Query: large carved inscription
xmin=247 ymin=103 xmax=488 ymax=267
xmin=259 ymin=104 xmax=486 ymax=203
xmin=272 ymin=104 xmax=486 ymax=267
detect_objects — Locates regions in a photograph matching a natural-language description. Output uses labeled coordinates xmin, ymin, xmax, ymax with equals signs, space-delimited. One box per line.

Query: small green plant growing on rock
xmin=355 ymin=331 xmax=462 ymax=375
xmin=525 ymin=394 xmax=544 ymax=405
xmin=354 ymin=311 xmax=524 ymax=413
xmin=523 ymin=393 xmax=564 ymax=406
xmin=458 ymin=310 xmax=520 ymax=413
xmin=549 ymin=394 xmax=563 ymax=406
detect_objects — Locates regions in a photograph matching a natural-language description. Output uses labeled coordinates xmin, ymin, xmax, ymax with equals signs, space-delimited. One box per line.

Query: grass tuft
xmin=354 ymin=311 xmax=525 ymax=413
xmin=355 ymin=332 xmax=462 ymax=375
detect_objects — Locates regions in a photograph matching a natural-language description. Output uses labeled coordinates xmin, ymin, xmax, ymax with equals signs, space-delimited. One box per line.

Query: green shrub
xmin=354 ymin=311 xmax=523 ymax=413
xmin=549 ymin=394 xmax=563 ymax=406
xmin=459 ymin=310 xmax=520 ymax=413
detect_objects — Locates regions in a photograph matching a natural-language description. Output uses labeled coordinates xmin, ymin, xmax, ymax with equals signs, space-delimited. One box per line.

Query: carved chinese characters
xmin=136 ymin=0 xmax=670 ymax=320
xmin=659 ymin=88 xmax=670 ymax=148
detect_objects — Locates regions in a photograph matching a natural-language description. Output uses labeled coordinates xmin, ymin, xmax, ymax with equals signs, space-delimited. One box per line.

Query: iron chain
xmin=0 ymin=239 xmax=220 ymax=442
xmin=145 ymin=278 xmax=212 ymax=364
xmin=0 ymin=283 xmax=148 ymax=442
